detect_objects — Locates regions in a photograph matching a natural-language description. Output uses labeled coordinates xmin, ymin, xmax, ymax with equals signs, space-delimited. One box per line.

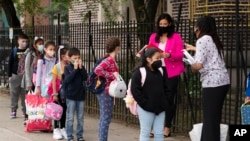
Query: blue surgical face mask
xmin=38 ymin=45 xmax=44 ymax=53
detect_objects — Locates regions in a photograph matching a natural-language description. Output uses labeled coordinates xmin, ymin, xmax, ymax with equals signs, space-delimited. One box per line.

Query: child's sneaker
xmin=60 ymin=128 xmax=67 ymax=139
xmin=53 ymin=128 xmax=63 ymax=140
xmin=77 ymin=137 xmax=85 ymax=141
xmin=10 ymin=111 xmax=16 ymax=119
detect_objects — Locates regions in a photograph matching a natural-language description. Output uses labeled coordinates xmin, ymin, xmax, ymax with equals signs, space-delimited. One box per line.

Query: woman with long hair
xmin=148 ymin=13 xmax=185 ymax=137
xmin=187 ymin=16 xmax=230 ymax=141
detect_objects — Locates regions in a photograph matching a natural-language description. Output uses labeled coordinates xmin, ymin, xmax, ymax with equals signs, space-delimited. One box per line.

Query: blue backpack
xmin=246 ymin=72 xmax=250 ymax=97
xmin=86 ymin=58 xmax=106 ymax=94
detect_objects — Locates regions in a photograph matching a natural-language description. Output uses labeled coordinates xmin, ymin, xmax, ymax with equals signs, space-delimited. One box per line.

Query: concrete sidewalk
xmin=0 ymin=89 xmax=190 ymax=141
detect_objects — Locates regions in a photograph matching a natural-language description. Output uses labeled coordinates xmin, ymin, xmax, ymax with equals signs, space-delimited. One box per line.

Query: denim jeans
xmin=137 ymin=105 xmax=165 ymax=141
xmin=66 ymin=99 xmax=84 ymax=140
xmin=96 ymin=90 xmax=113 ymax=141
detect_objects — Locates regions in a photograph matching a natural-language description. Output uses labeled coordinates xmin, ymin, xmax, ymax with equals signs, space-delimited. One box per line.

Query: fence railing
xmin=0 ymin=15 xmax=249 ymax=132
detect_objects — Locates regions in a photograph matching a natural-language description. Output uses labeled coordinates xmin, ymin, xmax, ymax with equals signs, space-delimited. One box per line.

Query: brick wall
xmin=22 ymin=0 xmax=50 ymax=26
xmin=69 ymin=1 xmax=99 ymax=23
xmin=170 ymin=0 xmax=250 ymax=19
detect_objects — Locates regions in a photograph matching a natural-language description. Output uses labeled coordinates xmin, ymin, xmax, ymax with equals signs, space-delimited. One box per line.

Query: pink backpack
xmin=44 ymin=102 xmax=63 ymax=121
xmin=124 ymin=67 xmax=163 ymax=116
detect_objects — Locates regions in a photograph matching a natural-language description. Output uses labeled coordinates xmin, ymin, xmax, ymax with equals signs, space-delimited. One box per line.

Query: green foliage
xmin=43 ymin=1 xmax=69 ymax=23
xmin=13 ymin=0 xmax=43 ymax=16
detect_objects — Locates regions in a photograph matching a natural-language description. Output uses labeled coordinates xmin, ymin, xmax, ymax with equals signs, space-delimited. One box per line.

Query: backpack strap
xmin=139 ymin=67 xmax=146 ymax=86
xmin=13 ymin=47 xmax=17 ymax=60
xmin=139 ymin=67 xmax=163 ymax=86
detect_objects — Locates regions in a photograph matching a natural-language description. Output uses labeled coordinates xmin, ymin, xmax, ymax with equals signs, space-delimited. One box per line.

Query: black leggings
xmin=201 ymin=84 xmax=230 ymax=141
xmin=54 ymin=93 xmax=67 ymax=129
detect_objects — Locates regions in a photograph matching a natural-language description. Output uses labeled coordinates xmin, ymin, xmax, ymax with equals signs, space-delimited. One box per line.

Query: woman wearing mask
xmin=148 ymin=13 xmax=185 ymax=137
xmin=187 ymin=16 xmax=230 ymax=141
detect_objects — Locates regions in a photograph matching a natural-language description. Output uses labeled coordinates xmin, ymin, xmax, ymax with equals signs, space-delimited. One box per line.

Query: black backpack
xmin=86 ymin=58 xmax=106 ymax=94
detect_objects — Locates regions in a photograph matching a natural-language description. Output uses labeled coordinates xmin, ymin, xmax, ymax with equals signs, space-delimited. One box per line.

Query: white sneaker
xmin=60 ymin=128 xmax=68 ymax=139
xmin=53 ymin=128 xmax=63 ymax=140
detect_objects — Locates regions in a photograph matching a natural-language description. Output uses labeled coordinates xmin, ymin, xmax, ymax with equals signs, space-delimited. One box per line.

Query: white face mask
xmin=38 ymin=45 xmax=44 ymax=53
xmin=20 ymin=42 xmax=28 ymax=48
xmin=47 ymin=51 xmax=55 ymax=57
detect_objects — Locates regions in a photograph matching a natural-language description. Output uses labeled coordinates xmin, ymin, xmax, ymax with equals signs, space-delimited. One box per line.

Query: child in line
xmin=64 ymin=48 xmax=87 ymax=141
xmin=131 ymin=48 xmax=169 ymax=141
xmin=22 ymin=36 xmax=44 ymax=125
xmin=94 ymin=37 xmax=120 ymax=141
xmin=24 ymin=36 xmax=44 ymax=92
xmin=8 ymin=34 xmax=29 ymax=119
xmin=51 ymin=46 xmax=69 ymax=140
xmin=35 ymin=40 xmax=57 ymax=97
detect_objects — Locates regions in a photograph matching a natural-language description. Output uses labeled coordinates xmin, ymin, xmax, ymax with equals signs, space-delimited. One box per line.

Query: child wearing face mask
xmin=23 ymin=36 xmax=44 ymax=91
xmin=35 ymin=40 xmax=57 ymax=98
xmin=131 ymin=47 xmax=169 ymax=141
xmin=8 ymin=34 xmax=29 ymax=120
xmin=51 ymin=46 xmax=69 ymax=140
xmin=21 ymin=36 xmax=44 ymax=125
xmin=63 ymin=48 xmax=87 ymax=141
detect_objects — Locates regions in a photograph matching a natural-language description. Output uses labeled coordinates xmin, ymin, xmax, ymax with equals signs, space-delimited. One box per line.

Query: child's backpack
xmin=124 ymin=67 xmax=163 ymax=116
xmin=13 ymin=48 xmax=33 ymax=76
xmin=86 ymin=57 xmax=106 ymax=94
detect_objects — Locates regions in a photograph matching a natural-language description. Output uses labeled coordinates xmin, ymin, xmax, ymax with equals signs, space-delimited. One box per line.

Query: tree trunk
xmin=0 ymin=0 xmax=23 ymax=34
xmin=132 ymin=0 xmax=159 ymax=46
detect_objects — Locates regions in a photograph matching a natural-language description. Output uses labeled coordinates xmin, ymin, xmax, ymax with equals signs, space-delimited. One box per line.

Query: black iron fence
xmin=0 ymin=14 xmax=249 ymax=132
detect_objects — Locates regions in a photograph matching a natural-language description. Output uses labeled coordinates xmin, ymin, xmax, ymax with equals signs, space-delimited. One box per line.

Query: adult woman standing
xmin=94 ymin=37 xmax=120 ymax=141
xmin=187 ymin=16 xmax=230 ymax=141
xmin=148 ymin=13 xmax=185 ymax=137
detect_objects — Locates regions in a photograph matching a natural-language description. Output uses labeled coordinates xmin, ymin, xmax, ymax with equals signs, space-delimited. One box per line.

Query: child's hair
xmin=18 ymin=34 xmax=29 ymax=40
xmin=31 ymin=36 xmax=44 ymax=51
xmin=59 ymin=47 xmax=69 ymax=60
xmin=132 ymin=48 xmax=161 ymax=72
xmin=68 ymin=48 xmax=80 ymax=57
xmin=44 ymin=40 xmax=56 ymax=49
xmin=105 ymin=37 xmax=120 ymax=53
xmin=34 ymin=36 xmax=44 ymax=45
xmin=41 ymin=40 xmax=56 ymax=59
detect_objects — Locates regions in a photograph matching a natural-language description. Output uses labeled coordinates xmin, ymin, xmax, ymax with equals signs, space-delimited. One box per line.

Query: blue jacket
xmin=64 ymin=63 xmax=88 ymax=101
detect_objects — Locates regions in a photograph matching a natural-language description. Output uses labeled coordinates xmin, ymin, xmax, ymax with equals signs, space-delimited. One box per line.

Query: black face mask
xmin=158 ymin=26 xmax=172 ymax=35
xmin=151 ymin=60 xmax=162 ymax=70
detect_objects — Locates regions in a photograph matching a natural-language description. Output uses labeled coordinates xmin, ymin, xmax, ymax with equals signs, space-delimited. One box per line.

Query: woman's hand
xmin=185 ymin=43 xmax=196 ymax=51
xmin=161 ymin=52 xmax=171 ymax=58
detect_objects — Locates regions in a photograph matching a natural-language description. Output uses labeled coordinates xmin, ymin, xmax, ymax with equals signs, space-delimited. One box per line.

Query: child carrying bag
xmin=123 ymin=67 xmax=163 ymax=116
